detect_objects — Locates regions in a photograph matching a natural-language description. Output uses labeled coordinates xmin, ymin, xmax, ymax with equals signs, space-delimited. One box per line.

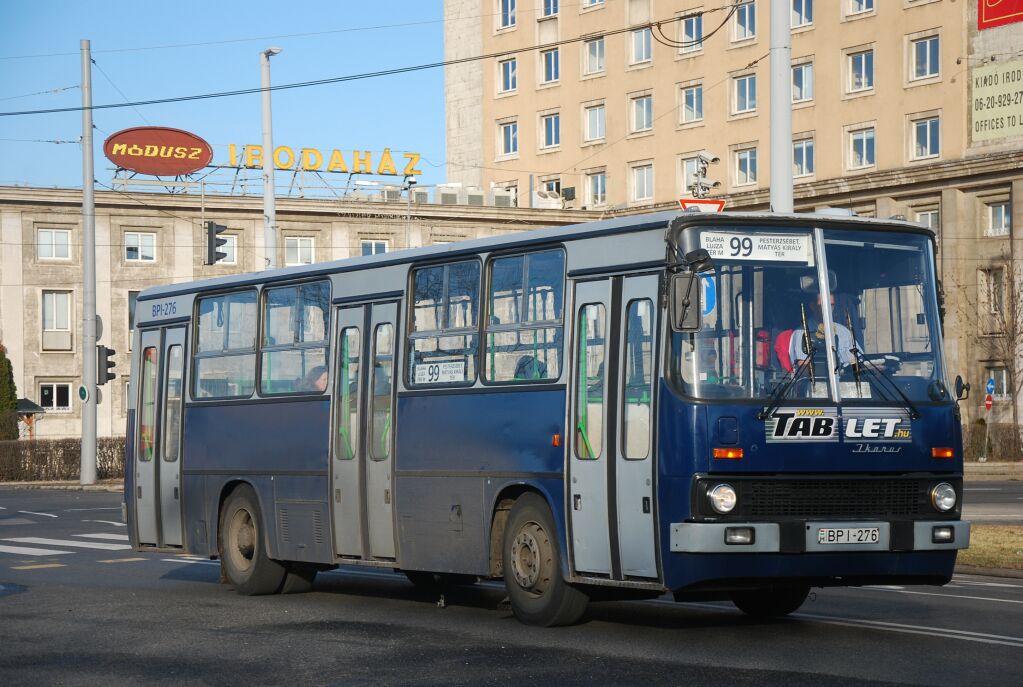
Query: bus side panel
xmin=183 ymin=399 xmax=331 ymax=562
xmin=394 ymin=389 xmax=566 ymax=575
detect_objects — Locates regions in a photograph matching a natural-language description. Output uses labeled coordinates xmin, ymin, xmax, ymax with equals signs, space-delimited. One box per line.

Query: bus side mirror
xmin=670 ymin=272 xmax=702 ymax=331
xmin=954 ymin=375 xmax=970 ymax=401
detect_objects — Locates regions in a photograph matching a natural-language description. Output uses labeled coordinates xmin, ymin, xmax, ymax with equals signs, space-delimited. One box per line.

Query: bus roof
xmin=136 ymin=210 xmax=933 ymax=302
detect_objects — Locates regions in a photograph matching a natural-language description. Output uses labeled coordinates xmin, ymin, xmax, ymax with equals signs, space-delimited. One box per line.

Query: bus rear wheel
xmin=502 ymin=493 xmax=588 ymax=627
xmin=730 ymin=585 xmax=810 ymax=618
xmin=219 ymin=485 xmax=286 ymax=595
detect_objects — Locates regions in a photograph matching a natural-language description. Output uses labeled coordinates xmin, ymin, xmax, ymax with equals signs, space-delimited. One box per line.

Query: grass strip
xmin=958 ymin=525 xmax=1023 ymax=570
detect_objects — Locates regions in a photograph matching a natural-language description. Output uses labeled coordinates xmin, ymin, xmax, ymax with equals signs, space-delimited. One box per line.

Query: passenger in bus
xmin=514 ymin=355 xmax=548 ymax=380
xmin=298 ymin=365 xmax=328 ymax=393
xmin=700 ymin=349 xmax=721 ymax=383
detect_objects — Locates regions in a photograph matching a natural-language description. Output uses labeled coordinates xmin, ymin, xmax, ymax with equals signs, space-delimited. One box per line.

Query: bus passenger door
xmin=134 ymin=326 xmax=186 ymax=548
xmin=569 ymin=280 xmax=612 ymax=575
xmin=331 ymin=302 xmax=397 ymax=561
xmin=614 ymin=275 xmax=658 ymax=578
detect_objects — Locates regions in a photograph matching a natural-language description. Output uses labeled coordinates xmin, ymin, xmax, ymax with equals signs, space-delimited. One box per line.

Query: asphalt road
xmin=1 ymin=488 xmax=1021 ymax=687
xmin=963 ymin=481 xmax=1023 ymax=524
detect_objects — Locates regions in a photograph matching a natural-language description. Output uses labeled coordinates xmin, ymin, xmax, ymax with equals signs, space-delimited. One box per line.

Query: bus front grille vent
xmin=742 ymin=479 xmax=927 ymax=518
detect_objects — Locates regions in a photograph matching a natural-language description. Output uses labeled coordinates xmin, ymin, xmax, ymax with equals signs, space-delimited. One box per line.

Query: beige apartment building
xmin=0 ymin=186 xmax=594 ymax=439
xmin=446 ymin=0 xmax=1023 ymax=432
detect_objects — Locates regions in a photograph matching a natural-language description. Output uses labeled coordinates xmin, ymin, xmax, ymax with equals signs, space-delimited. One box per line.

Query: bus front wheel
xmin=730 ymin=585 xmax=810 ymax=618
xmin=219 ymin=485 xmax=286 ymax=595
xmin=502 ymin=493 xmax=588 ymax=627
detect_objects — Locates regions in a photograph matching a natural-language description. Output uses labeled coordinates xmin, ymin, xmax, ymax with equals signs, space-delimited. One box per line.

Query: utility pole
xmin=261 ymin=47 xmax=282 ymax=270
xmin=80 ymin=39 xmax=97 ymax=485
xmin=769 ymin=0 xmax=793 ymax=213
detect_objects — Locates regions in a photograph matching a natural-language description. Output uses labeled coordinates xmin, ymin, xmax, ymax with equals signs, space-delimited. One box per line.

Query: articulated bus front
xmin=658 ymin=216 xmax=968 ymax=609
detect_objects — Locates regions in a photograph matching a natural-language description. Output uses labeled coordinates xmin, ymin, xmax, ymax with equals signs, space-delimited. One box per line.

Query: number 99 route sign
xmin=700 ymin=232 xmax=813 ymax=264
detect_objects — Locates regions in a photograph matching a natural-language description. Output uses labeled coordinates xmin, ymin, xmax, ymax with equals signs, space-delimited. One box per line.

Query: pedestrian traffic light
xmin=96 ymin=345 xmax=116 ymax=386
xmin=205 ymin=221 xmax=228 ymax=265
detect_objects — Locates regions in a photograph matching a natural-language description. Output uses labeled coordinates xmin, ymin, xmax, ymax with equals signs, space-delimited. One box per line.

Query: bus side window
xmin=574 ymin=303 xmax=605 ymax=460
xmin=139 ymin=346 xmax=158 ymax=462
xmin=485 ymin=249 xmax=565 ymax=383
xmin=192 ymin=290 xmax=257 ymax=399
xmin=336 ymin=328 xmax=360 ymax=460
xmin=407 ymin=260 xmax=480 ymax=387
xmin=163 ymin=344 xmax=184 ymax=462
xmin=370 ymin=323 xmax=393 ymax=461
xmin=622 ymin=299 xmax=653 ymax=460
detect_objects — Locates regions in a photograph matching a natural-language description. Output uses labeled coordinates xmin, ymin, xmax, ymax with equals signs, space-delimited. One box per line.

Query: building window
xmin=39 ymin=382 xmax=71 ymax=413
xmin=681 ymin=157 xmax=700 ymax=195
xmin=541 ymin=112 xmax=561 ymax=148
xmin=361 ymin=240 xmax=388 ymax=256
xmin=124 ymin=231 xmax=156 ymax=262
xmin=792 ymin=0 xmax=813 ymax=27
xmin=848 ymin=49 xmax=874 ymax=92
xmin=284 ymin=237 xmax=314 ymax=266
xmin=735 ymin=147 xmax=758 ymax=185
xmin=792 ymin=62 xmax=814 ymax=102
xmin=982 ymin=267 xmax=1006 ymax=316
xmin=632 ymin=163 xmax=654 ymax=202
xmin=987 ymin=203 xmax=1011 ymax=237
xmin=37 ymin=228 xmax=71 ymax=260
xmin=849 ymin=127 xmax=876 ymax=168
xmin=912 ymin=116 xmax=940 ymax=160
xmin=986 ymin=366 xmax=1011 ymax=400
xmin=734 ymin=74 xmax=757 ymax=114
xmin=734 ymin=2 xmax=756 ymax=41
xmin=911 ymin=35 xmax=939 ymax=80
xmin=500 ymin=121 xmax=518 ymax=155
xmin=585 ymin=104 xmax=606 ymax=141
xmin=681 ymin=84 xmax=703 ymax=123
xmin=584 ymin=37 xmax=605 ymax=75
xmin=584 ymin=0 xmax=604 ymax=6
xmin=916 ymin=210 xmax=940 ymax=231
xmin=500 ymin=0 xmax=516 ymax=28
xmin=680 ymin=13 xmax=703 ymax=53
xmin=221 ymin=235 xmax=238 ymax=265
xmin=850 ymin=0 xmax=873 ymax=15
xmin=631 ymin=28 xmax=652 ymax=64
xmin=541 ymin=48 xmax=560 ymax=83
xmin=499 ymin=58 xmax=517 ymax=92
xmin=631 ymin=94 xmax=653 ymax=133
xmin=42 ymin=290 xmax=72 ymax=351
xmin=542 ymin=178 xmax=561 ymax=194
xmin=587 ymin=172 xmax=607 ymax=207
xmin=793 ymin=138 xmax=815 ymax=177
xmin=542 ymin=0 xmax=558 ymax=17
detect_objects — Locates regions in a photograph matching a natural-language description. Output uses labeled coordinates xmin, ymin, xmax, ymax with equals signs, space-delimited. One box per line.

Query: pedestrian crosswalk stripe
xmin=75 ymin=533 xmax=130 ymax=542
xmin=2 ymin=537 xmax=131 ymax=551
xmin=11 ymin=563 xmax=66 ymax=570
xmin=98 ymin=557 xmax=148 ymax=564
xmin=0 ymin=544 xmax=73 ymax=556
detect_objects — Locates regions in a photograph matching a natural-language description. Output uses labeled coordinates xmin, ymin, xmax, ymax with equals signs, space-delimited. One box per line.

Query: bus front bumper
xmin=670 ymin=520 xmax=970 ymax=553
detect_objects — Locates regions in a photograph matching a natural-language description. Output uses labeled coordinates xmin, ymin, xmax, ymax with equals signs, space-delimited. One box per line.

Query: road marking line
xmin=64 ymin=507 xmax=122 ymax=512
xmin=861 ymin=586 xmax=1023 ymax=605
xmin=82 ymin=519 xmax=126 ymax=527
xmin=98 ymin=557 xmax=148 ymax=563
xmin=11 ymin=563 xmax=66 ymax=570
xmin=2 ymin=537 xmax=131 ymax=551
xmin=17 ymin=511 xmax=57 ymax=518
xmin=792 ymin=612 xmax=1023 ymax=648
xmin=75 ymin=533 xmax=130 ymax=541
xmin=0 ymin=544 xmax=73 ymax=556
xmin=952 ymin=578 xmax=1023 ymax=589
xmin=160 ymin=558 xmax=218 ymax=566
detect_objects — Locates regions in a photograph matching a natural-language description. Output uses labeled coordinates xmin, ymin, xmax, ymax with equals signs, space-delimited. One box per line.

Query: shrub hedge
xmin=0 ymin=436 xmax=125 ymax=481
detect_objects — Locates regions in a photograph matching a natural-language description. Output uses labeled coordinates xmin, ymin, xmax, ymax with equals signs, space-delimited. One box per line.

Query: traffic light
xmin=205 ymin=221 xmax=228 ymax=265
xmin=96 ymin=345 xmax=116 ymax=386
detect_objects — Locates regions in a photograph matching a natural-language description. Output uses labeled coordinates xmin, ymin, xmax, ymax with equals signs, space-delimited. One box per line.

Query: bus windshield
xmin=671 ymin=226 xmax=948 ymax=404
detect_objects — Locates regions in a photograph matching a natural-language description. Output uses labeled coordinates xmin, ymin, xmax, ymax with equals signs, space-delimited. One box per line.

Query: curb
xmin=0 ymin=481 xmax=123 ymax=493
xmin=954 ymin=564 xmax=1023 ymax=580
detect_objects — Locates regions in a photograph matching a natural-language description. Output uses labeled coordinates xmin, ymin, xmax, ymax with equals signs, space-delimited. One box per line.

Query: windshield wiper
xmin=757 ymin=354 xmax=814 ymax=421
xmin=847 ymin=346 xmax=921 ymax=420
xmin=800 ymin=303 xmax=817 ymax=392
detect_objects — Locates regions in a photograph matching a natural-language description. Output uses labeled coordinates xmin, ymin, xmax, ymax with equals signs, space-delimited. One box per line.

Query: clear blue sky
xmin=0 ymin=2 xmax=447 ymax=191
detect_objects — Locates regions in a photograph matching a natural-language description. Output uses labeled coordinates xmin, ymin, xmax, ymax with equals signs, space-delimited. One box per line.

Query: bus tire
xmin=279 ymin=563 xmax=318 ymax=594
xmin=219 ymin=485 xmax=286 ymax=595
xmin=730 ymin=585 xmax=810 ymax=618
xmin=502 ymin=493 xmax=588 ymax=627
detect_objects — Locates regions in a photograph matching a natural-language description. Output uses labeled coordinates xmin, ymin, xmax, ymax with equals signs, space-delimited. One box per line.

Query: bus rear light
xmin=713 ymin=448 xmax=743 ymax=460
xmin=931 ymin=447 xmax=954 ymax=459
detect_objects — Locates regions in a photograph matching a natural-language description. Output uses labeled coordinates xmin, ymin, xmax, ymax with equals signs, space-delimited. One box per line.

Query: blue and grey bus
xmin=125 ymin=210 xmax=970 ymax=626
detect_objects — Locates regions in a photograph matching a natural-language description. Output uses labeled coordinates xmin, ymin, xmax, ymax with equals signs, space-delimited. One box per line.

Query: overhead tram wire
xmin=0 ymin=6 xmax=740 ymax=118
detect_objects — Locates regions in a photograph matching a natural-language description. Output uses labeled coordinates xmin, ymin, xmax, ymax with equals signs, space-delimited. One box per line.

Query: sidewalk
xmin=964 ymin=461 xmax=1022 ymax=481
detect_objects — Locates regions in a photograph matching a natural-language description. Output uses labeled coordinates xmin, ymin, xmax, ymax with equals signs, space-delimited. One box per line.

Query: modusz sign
xmin=103 ymin=127 xmax=214 ymax=176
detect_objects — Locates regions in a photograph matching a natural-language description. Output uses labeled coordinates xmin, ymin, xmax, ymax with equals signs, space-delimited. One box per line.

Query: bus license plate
xmin=817 ymin=527 xmax=880 ymax=545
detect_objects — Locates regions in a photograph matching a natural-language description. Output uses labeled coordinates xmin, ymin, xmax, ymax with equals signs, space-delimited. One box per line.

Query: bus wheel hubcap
xmin=512 ymin=523 xmax=546 ymax=591
xmin=230 ymin=509 xmax=255 ymax=572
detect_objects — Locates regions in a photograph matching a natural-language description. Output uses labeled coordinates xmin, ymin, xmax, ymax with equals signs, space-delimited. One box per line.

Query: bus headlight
xmin=930 ymin=482 xmax=957 ymax=512
xmin=708 ymin=484 xmax=737 ymax=514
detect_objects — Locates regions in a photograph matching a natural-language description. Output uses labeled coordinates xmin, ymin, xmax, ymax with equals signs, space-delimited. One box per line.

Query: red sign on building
xmin=978 ymin=0 xmax=1023 ymax=30
xmin=103 ymin=127 xmax=213 ymax=177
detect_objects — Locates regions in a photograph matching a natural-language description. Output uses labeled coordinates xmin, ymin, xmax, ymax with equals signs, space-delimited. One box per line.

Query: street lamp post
xmin=261 ymin=47 xmax=282 ymax=270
